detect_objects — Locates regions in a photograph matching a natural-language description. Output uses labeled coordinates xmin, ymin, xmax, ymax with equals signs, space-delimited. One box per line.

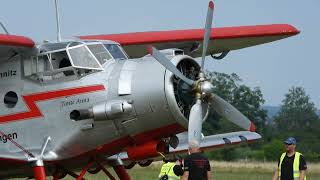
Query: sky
xmin=1 ymin=0 xmax=319 ymax=108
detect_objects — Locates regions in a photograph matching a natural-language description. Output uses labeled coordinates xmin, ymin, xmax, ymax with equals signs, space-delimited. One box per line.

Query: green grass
xmin=127 ymin=167 xmax=271 ymax=180
xmin=57 ymin=167 xmax=318 ymax=180
xmin=10 ymin=161 xmax=320 ymax=180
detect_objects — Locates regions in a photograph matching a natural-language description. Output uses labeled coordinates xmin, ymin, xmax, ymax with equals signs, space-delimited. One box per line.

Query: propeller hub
xmin=200 ymin=81 xmax=214 ymax=95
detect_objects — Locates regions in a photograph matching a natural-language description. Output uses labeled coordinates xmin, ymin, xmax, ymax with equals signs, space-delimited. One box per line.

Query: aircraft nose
xmin=163 ymin=56 xmax=201 ymax=127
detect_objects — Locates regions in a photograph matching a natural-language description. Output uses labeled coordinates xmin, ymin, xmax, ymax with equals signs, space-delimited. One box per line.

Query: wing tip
xmin=271 ymin=24 xmax=300 ymax=36
xmin=249 ymin=122 xmax=256 ymax=132
xmin=286 ymin=24 xmax=300 ymax=35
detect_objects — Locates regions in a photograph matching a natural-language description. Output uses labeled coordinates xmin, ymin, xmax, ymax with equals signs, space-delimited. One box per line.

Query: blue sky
xmin=1 ymin=0 xmax=319 ymax=108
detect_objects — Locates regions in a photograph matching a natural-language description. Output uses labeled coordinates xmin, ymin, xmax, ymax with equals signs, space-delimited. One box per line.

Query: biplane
xmin=0 ymin=1 xmax=299 ymax=179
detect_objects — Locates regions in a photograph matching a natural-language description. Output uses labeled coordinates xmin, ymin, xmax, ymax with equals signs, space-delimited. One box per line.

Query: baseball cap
xmin=284 ymin=137 xmax=296 ymax=145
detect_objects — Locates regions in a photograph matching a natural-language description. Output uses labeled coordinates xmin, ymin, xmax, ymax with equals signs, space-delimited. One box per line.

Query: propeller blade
xmin=201 ymin=1 xmax=214 ymax=69
xmin=210 ymin=94 xmax=256 ymax=132
xmin=148 ymin=46 xmax=194 ymax=86
xmin=188 ymin=99 xmax=204 ymax=146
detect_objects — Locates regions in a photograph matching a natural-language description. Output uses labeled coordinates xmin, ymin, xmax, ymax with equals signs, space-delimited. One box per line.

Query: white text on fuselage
xmin=0 ymin=132 xmax=18 ymax=143
xmin=61 ymin=97 xmax=90 ymax=107
xmin=0 ymin=70 xmax=17 ymax=78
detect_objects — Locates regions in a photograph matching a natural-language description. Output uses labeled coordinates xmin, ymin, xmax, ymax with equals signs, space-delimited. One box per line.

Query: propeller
xmin=147 ymin=46 xmax=194 ymax=86
xmin=201 ymin=1 xmax=214 ymax=69
xmin=149 ymin=1 xmax=256 ymax=148
xmin=209 ymin=94 xmax=256 ymax=132
xmin=188 ymin=99 xmax=204 ymax=145
xmin=187 ymin=1 xmax=214 ymax=145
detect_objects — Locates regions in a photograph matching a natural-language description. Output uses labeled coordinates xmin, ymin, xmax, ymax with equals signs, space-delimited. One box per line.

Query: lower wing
xmin=108 ymin=131 xmax=261 ymax=167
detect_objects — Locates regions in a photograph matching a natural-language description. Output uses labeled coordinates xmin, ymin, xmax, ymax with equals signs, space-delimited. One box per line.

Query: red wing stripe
xmin=79 ymin=24 xmax=300 ymax=45
xmin=0 ymin=34 xmax=35 ymax=48
xmin=0 ymin=85 xmax=105 ymax=124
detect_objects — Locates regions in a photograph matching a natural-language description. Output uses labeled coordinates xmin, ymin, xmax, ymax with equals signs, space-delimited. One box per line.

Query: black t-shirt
xmin=184 ymin=152 xmax=211 ymax=180
xmin=278 ymin=153 xmax=307 ymax=180
xmin=173 ymin=165 xmax=184 ymax=176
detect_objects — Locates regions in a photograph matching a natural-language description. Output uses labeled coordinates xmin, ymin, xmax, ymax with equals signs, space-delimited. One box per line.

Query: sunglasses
xmin=285 ymin=143 xmax=294 ymax=145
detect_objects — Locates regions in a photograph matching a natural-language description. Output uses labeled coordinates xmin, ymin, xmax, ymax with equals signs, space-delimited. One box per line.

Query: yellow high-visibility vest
xmin=158 ymin=162 xmax=180 ymax=180
xmin=278 ymin=152 xmax=306 ymax=180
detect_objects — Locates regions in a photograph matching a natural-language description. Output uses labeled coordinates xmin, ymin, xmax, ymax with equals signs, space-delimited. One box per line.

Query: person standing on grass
xmin=272 ymin=137 xmax=307 ymax=180
xmin=159 ymin=156 xmax=183 ymax=180
xmin=181 ymin=140 xmax=212 ymax=180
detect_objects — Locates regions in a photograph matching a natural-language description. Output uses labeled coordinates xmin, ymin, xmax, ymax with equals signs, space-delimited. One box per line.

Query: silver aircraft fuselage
xmin=0 ymin=40 xmax=198 ymax=177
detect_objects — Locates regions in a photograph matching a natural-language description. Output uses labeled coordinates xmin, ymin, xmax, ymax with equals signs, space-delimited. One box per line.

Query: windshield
xmin=87 ymin=44 xmax=112 ymax=64
xmin=67 ymin=44 xmax=103 ymax=70
xmin=104 ymin=44 xmax=127 ymax=60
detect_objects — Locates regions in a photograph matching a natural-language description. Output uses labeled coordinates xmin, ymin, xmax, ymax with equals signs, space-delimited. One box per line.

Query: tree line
xmin=203 ymin=71 xmax=320 ymax=162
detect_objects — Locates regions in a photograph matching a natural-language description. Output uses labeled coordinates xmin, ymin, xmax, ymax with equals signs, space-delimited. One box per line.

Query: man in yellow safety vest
xmin=159 ymin=157 xmax=183 ymax=180
xmin=272 ymin=137 xmax=307 ymax=180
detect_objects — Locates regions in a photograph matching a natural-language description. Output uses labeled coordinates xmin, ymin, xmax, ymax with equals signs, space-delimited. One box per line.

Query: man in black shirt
xmin=182 ymin=140 xmax=211 ymax=180
xmin=272 ymin=137 xmax=307 ymax=180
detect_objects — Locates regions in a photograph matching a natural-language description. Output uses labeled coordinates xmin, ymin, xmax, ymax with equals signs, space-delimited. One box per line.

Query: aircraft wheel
xmin=124 ymin=162 xmax=136 ymax=169
xmin=138 ymin=160 xmax=153 ymax=167
xmin=88 ymin=167 xmax=101 ymax=174
xmin=54 ymin=170 xmax=67 ymax=179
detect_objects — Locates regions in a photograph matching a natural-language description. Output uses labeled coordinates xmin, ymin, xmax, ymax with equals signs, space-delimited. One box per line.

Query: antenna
xmin=54 ymin=0 xmax=61 ymax=42
xmin=0 ymin=22 xmax=9 ymax=34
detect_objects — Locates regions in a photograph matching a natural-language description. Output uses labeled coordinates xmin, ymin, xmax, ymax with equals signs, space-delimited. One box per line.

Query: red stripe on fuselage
xmin=0 ymin=85 xmax=105 ymax=124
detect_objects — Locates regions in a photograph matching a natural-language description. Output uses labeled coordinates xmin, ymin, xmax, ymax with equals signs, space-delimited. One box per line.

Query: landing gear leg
xmin=53 ymin=166 xmax=67 ymax=180
xmin=95 ymin=160 xmax=116 ymax=180
xmin=32 ymin=160 xmax=46 ymax=180
xmin=76 ymin=159 xmax=94 ymax=180
xmin=52 ymin=158 xmax=132 ymax=180
xmin=112 ymin=158 xmax=131 ymax=180
xmin=52 ymin=165 xmax=83 ymax=180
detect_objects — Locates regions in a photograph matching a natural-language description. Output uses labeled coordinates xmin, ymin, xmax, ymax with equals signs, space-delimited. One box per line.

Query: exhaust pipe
xmin=70 ymin=100 xmax=133 ymax=121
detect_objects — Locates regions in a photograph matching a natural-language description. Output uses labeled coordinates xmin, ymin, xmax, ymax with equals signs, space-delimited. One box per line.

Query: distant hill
xmin=262 ymin=105 xmax=320 ymax=121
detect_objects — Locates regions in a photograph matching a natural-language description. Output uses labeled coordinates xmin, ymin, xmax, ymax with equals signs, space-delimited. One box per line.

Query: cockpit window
xmin=67 ymin=45 xmax=102 ymax=69
xmin=103 ymin=44 xmax=127 ymax=60
xmin=58 ymin=58 xmax=74 ymax=76
xmin=24 ymin=41 xmax=127 ymax=83
xmin=87 ymin=44 xmax=112 ymax=64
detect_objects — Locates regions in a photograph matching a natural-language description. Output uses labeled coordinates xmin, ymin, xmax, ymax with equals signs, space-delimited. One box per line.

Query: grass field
xmin=10 ymin=161 xmax=320 ymax=180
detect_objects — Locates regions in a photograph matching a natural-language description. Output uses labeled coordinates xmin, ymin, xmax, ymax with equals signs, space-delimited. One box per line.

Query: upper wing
xmin=0 ymin=34 xmax=35 ymax=60
xmin=79 ymin=24 xmax=300 ymax=58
